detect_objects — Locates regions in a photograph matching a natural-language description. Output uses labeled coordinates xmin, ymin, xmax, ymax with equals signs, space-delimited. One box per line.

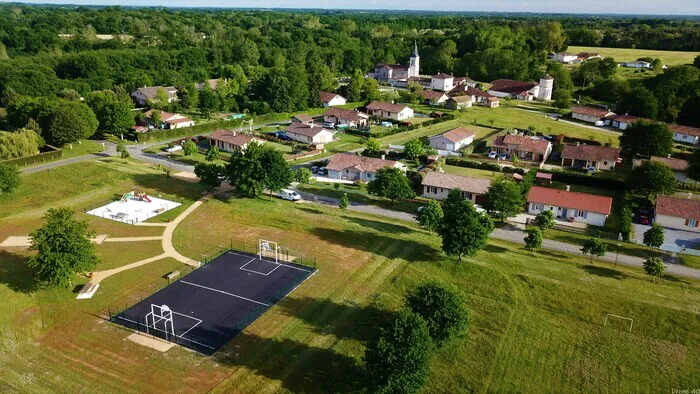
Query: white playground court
xmin=86 ymin=192 xmax=181 ymax=225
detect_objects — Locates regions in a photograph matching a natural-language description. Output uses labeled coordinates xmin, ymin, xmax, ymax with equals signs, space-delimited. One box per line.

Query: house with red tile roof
xmin=365 ymin=101 xmax=414 ymax=121
xmin=611 ymin=114 xmax=646 ymax=130
xmin=488 ymin=76 xmax=553 ymax=101
xmin=670 ymin=124 xmax=700 ymax=145
xmin=560 ymin=144 xmax=621 ymax=171
xmin=634 ymin=156 xmax=693 ymax=184
xmin=428 ymin=127 xmax=475 ymax=152
xmin=430 ymin=73 xmax=455 ymax=91
xmin=421 ymin=172 xmax=491 ymax=205
xmin=144 ymin=110 xmax=194 ymax=129
xmin=131 ymin=86 xmax=178 ymax=106
xmin=325 ymin=153 xmax=406 ymax=182
xmin=285 ymin=123 xmax=334 ymax=145
xmin=323 ymin=107 xmax=369 ymax=128
xmin=418 ymin=90 xmax=449 ymax=105
xmin=209 ymin=130 xmax=264 ymax=153
xmin=571 ymin=106 xmax=616 ymax=124
xmin=655 ymin=195 xmax=700 ymax=232
xmin=527 ymin=186 xmax=613 ymax=226
xmin=319 ymin=91 xmax=346 ymax=107
xmin=491 ymin=134 xmax=553 ymax=163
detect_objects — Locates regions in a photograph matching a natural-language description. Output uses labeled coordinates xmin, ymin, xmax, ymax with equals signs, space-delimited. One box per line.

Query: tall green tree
xmin=417 ymin=200 xmax=444 ymax=233
xmin=367 ymin=167 xmax=415 ymax=203
xmin=85 ymin=91 xmax=135 ymax=135
xmin=619 ymin=120 xmax=673 ymax=158
xmin=28 ymin=208 xmax=100 ymax=288
xmin=361 ymin=77 xmax=381 ymax=102
xmin=205 ymin=145 xmax=221 ymax=162
xmin=0 ymin=129 xmax=43 ymax=159
xmin=405 ymin=282 xmax=469 ymax=346
xmin=643 ymin=224 xmax=665 ymax=249
xmin=484 ymin=178 xmax=524 ymax=221
xmin=524 ymin=227 xmax=543 ymax=254
xmin=194 ymin=162 xmax=225 ymax=191
xmin=225 ymin=143 xmax=292 ymax=198
xmin=688 ymin=148 xmax=700 ymax=183
xmin=198 ymin=84 xmax=218 ymax=118
xmin=346 ymin=69 xmax=364 ymax=102
xmin=627 ymin=161 xmax=676 ymax=198
xmin=616 ymin=86 xmax=659 ymax=119
xmin=0 ymin=163 xmax=21 ymax=194
xmin=47 ymin=100 xmax=99 ymax=145
xmin=643 ymin=257 xmax=666 ymax=282
xmin=438 ymin=189 xmax=494 ymax=262
xmin=339 ymin=193 xmax=349 ymax=212
xmin=403 ymin=139 xmax=425 ymax=160
xmin=363 ymin=309 xmax=434 ymax=394
xmin=533 ymin=210 xmax=555 ymax=231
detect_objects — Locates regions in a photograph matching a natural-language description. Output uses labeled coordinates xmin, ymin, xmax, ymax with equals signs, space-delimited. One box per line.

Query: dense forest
xmin=0 ymin=4 xmax=699 ymax=149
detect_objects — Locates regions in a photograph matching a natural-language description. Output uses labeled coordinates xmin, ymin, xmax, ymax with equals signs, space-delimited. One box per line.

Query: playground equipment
xmin=120 ymin=191 xmax=152 ymax=203
xmin=121 ymin=191 xmax=134 ymax=202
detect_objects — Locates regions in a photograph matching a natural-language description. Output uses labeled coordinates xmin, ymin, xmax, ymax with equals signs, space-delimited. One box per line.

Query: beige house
xmin=365 ymin=101 xmax=414 ymax=121
xmin=670 ymin=124 xmax=700 ymax=145
xmin=445 ymin=95 xmax=473 ymax=110
xmin=428 ymin=127 xmax=475 ymax=152
xmin=319 ymin=91 xmax=347 ymax=107
xmin=560 ymin=144 xmax=621 ymax=171
xmin=144 ymin=110 xmax=194 ymax=129
xmin=131 ymin=86 xmax=178 ymax=106
xmin=285 ymin=123 xmax=334 ymax=144
xmin=419 ymin=90 xmax=450 ymax=105
xmin=421 ymin=171 xmax=490 ymax=205
xmin=209 ymin=130 xmax=264 ymax=153
xmin=655 ymin=195 xmax=700 ymax=232
xmin=491 ymin=134 xmax=552 ymax=163
xmin=571 ymin=106 xmax=616 ymax=124
xmin=326 ymin=153 xmax=406 ymax=182
xmin=323 ymin=108 xmax=369 ymax=128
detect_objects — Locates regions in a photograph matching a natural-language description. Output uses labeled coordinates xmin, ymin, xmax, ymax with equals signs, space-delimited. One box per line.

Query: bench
xmin=76 ymin=282 xmax=100 ymax=300
xmin=165 ymin=271 xmax=180 ymax=281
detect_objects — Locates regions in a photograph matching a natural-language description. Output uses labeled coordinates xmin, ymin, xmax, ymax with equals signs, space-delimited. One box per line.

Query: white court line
xmin=116 ymin=316 xmax=215 ymax=350
xmin=180 ymin=280 xmax=270 ymax=307
xmin=227 ymin=251 xmax=313 ymax=273
xmin=240 ymin=257 xmax=282 ymax=276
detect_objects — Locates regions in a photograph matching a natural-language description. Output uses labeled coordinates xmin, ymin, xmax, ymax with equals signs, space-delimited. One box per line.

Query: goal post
xmin=146 ymin=304 xmax=175 ymax=338
xmin=258 ymin=239 xmax=279 ymax=264
xmin=603 ymin=313 xmax=634 ymax=332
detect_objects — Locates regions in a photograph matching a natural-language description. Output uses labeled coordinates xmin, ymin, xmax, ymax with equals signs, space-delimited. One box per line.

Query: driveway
xmin=633 ymin=223 xmax=700 ymax=252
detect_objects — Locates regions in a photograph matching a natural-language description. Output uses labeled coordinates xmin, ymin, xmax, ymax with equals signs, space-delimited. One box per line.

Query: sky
xmin=7 ymin=0 xmax=700 ymax=16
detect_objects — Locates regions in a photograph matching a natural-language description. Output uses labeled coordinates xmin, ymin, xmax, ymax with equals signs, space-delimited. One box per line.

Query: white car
xmin=277 ymin=189 xmax=301 ymax=201
xmin=165 ymin=145 xmax=183 ymax=153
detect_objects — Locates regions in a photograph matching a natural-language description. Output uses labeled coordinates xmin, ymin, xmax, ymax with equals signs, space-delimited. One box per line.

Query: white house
xmin=428 ymin=127 xmax=475 ymax=152
xmin=445 ymin=95 xmax=473 ymax=110
xmin=419 ymin=90 xmax=450 ymax=105
xmin=488 ymin=76 xmax=553 ymax=101
xmin=365 ymin=101 xmax=414 ymax=121
xmin=571 ymin=106 xmax=616 ymax=124
xmin=552 ymin=52 xmax=579 ymax=63
xmin=527 ymin=186 xmax=613 ymax=227
xmin=560 ymin=144 xmax=621 ymax=171
xmin=131 ymin=86 xmax=178 ymax=106
xmin=209 ymin=130 xmax=264 ymax=153
xmin=655 ymin=195 xmax=700 ymax=233
xmin=285 ymin=123 xmax=334 ymax=145
xmin=323 ymin=107 xmax=369 ymax=128
xmin=325 ymin=153 xmax=406 ymax=182
xmin=421 ymin=171 xmax=490 ymax=205
xmin=619 ymin=61 xmax=652 ymax=69
xmin=144 ymin=110 xmax=194 ymax=129
xmin=670 ymin=124 xmax=700 ymax=145
xmin=319 ymin=91 xmax=347 ymax=107
xmin=611 ymin=114 xmax=643 ymax=130
xmin=430 ymin=73 xmax=455 ymax=92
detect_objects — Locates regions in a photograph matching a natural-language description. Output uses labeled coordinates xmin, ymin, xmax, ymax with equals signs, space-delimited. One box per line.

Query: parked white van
xmin=277 ymin=189 xmax=301 ymax=201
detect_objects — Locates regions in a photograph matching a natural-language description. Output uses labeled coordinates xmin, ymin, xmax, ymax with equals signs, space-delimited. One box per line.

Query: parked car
xmin=311 ymin=166 xmax=319 ymax=174
xmin=317 ymin=167 xmax=328 ymax=176
xmin=633 ymin=208 xmax=653 ymax=225
xmin=277 ymin=189 xmax=301 ymax=201
xmin=488 ymin=151 xmax=498 ymax=159
xmin=498 ymin=153 xmax=508 ymax=160
xmin=587 ymin=166 xmax=597 ymax=174
xmin=323 ymin=121 xmax=335 ymax=129
xmin=165 ymin=145 xmax=183 ymax=153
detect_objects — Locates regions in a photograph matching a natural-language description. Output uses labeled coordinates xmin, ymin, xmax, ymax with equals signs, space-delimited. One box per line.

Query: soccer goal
xmin=258 ymin=239 xmax=279 ymax=264
xmin=145 ymin=304 xmax=175 ymax=338
xmin=603 ymin=313 xmax=634 ymax=332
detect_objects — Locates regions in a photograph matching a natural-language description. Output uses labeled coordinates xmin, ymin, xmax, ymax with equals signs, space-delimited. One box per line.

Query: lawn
xmin=296 ymin=182 xmax=424 ymax=214
xmin=2 ymin=158 xmax=700 ymax=392
xmin=680 ymin=254 xmax=700 ymax=270
xmin=442 ymin=165 xmax=502 ymax=180
xmin=568 ymin=46 xmax=699 ymax=66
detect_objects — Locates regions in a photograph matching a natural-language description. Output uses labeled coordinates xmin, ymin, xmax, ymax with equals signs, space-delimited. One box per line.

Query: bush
xmin=536 ymin=168 xmax=625 ymax=191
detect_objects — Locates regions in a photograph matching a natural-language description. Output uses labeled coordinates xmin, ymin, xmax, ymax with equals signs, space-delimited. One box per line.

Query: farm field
xmin=568 ymin=46 xmax=699 ymax=66
xmin=1 ymin=158 xmax=699 ymax=392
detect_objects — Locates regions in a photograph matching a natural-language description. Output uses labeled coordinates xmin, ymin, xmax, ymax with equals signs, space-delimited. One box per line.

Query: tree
xmin=533 ymin=210 xmax=555 ymax=231
xmin=47 ymin=101 xmax=99 ymax=145
xmin=643 ymin=223 xmax=665 ymax=249
xmin=627 ymin=161 xmax=676 ymax=198
xmin=694 ymin=55 xmax=700 ymax=69
xmin=643 ymin=257 xmax=666 ymax=282
xmin=182 ymin=140 xmax=198 ymax=157
xmin=339 ymin=193 xmax=349 ymax=212
xmin=403 ymin=139 xmax=425 ymax=160
xmin=28 ymin=208 xmax=99 ymax=288
xmin=294 ymin=167 xmax=313 ymax=184
xmin=0 ymin=163 xmax=21 ymax=194
xmin=346 ymin=69 xmax=364 ymax=102
xmin=417 ymin=200 xmax=443 ymax=233
xmin=365 ymin=138 xmax=381 ymax=155
xmin=150 ymin=110 xmax=162 ymax=129
xmin=484 ymin=178 xmax=524 ymax=221
xmin=120 ymin=148 xmax=130 ymax=162
xmin=688 ymin=148 xmax=700 ymax=183
xmin=194 ymin=162 xmax=225 ymax=191
xmin=363 ymin=309 xmax=434 ymax=394
xmin=0 ymin=42 xmax=8 ymax=60
xmin=150 ymin=88 xmax=170 ymax=110
xmin=524 ymin=228 xmax=543 ymax=254
xmin=367 ymin=167 xmax=415 ymax=203
xmin=405 ymin=282 xmax=469 ymax=346
xmin=361 ymin=77 xmax=381 ymax=102
xmin=198 ymin=84 xmax=218 ymax=118
xmin=205 ymin=145 xmax=221 ymax=162
xmin=616 ymin=87 xmax=659 ymax=119
xmin=85 ymin=91 xmax=135 ymax=135
xmin=580 ymin=237 xmax=607 ymax=262
xmin=0 ymin=129 xmax=43 ymax=159
xmin=438 ymin=189 xmax=494 ymax=262
xmin=619 ymin=120 xmax=673 ymax=158
xmin=225 ymin=143 xmax=292 ymax=198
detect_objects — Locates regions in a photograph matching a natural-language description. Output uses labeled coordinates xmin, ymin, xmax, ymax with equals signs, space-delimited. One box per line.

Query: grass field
xmin=568 ymin=46 xmax=699 ymax=66
xmin=442 ymin=165 xmax=502 ymax=180
xmin=2 ymin=159 xmax=700 ymax=392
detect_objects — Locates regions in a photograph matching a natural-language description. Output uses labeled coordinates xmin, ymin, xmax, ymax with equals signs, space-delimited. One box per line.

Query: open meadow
xmin=568 ymin=46 xmax=699 ymax=66
xmin=1 ymin=158 xmax=699 ymax=393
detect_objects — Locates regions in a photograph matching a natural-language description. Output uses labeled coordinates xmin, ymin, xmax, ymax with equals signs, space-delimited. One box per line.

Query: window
xmin=576 ymin=210 xmax=588 ymax=218
xmin=689 ymin=219 xmax=698 ymax=227
xmin=532 ymin=203 xmax=543 ymax=211
xmin=603 ymin=161 xmax=608 ymax=165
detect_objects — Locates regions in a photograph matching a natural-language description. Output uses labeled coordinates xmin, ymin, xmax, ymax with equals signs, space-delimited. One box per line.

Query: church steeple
xmin=408 ymin=40 xmax=420 ymax=78
xmin=411 ymin=40 xmax=419 ymax=57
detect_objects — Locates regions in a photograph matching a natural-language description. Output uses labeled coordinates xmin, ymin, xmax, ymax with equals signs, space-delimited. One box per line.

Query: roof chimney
xmin=566 ymin=185 xmax=570 ymax=192
xmin=381 ymin=154 xmax=385 ymax=160
xmin=668 ymin=154 xmax=672 ymax=158
xmin=576 ymin=142 xmax=580 ymax=147
xmin=688 ymin=193 xmax=693 ymax=199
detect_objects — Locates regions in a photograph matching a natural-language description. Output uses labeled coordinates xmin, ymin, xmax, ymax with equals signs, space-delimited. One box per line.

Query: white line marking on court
xmin=180 ymin=280 xmax=270 ymax=307
xmin=116 ymin=316 xmax=215 ymax=350
xmin=239 ymin=257 xmax=257 ymax=271
xmin=227 ymin=251 xmax=313 ymax=273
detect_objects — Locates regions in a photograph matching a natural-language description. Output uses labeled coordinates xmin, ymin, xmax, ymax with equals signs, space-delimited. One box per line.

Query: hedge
xmin=445 ymin=157 xmax=526 ymax=175
xmin=135 ymin=119 xmax=240 ymax=142
xmin=0 ymin=145 xmax=63 ymax=167
xmin=536 ymin=168 xmax=625 ymax=191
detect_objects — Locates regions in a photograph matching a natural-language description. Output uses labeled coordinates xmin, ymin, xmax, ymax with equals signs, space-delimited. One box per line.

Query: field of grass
xmin=568 ymin=46 xmax=699 ymax=66
xmin=442 ymin=165 xmax=502 ymax=180
xmin=2 ymin=158 xmax=700 ymax=392
xmin=680 ymin=254 xmax=700 ymax=270
xmin=296 ymin=182 xmax=424 ymax=214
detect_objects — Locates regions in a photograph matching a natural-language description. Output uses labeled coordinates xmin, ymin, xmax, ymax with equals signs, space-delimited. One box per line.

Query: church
xmin=370 ymin=42 xmax=420 ymax=83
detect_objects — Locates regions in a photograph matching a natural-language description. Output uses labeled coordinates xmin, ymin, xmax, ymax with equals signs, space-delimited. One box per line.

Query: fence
xmin=81 ymin=196 xmax=186 ymax=226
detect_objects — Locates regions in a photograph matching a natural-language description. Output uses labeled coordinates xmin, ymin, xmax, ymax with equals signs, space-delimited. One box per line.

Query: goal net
xmin=146 ymin=304 xmax=175 ymax=338
xmin=603 ymin=313 xmax=634 ymax=332
xmin=258 ymin=239 xmax=279 ymax=264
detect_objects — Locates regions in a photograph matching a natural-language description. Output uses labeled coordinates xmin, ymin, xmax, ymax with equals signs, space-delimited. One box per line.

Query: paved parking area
xmin=633 ymin=223 xmax=700 ymax=252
